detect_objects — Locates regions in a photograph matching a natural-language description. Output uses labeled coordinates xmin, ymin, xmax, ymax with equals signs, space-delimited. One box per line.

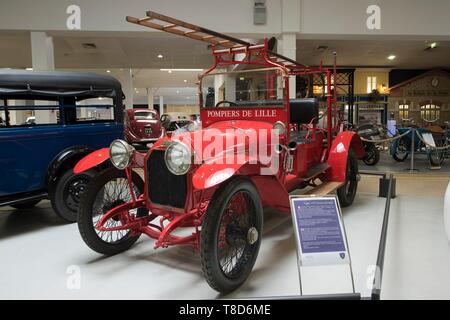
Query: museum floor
xmin=0 ymin=173 xmax=449 ymax=300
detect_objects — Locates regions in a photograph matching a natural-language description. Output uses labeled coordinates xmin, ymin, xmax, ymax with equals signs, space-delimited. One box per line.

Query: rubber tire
xmin=50 ymin=169 xmax=96 ymax=222
xmin=428 ymin=149 xmax=445 ymax=167
xmin=393 ymin=139 xmax=409 ymax=162
xmin=200 ymin=177 xmax=263 ymax=294
xmin=337 ymin=150 xmax=359 ymax=208
xmin=10 ymin=200 xmax=41 ymax=210
xmin=363 ymin=147 xmax=380 ymax=166
xmin=78 ymin=168 xmax=144 ymax=256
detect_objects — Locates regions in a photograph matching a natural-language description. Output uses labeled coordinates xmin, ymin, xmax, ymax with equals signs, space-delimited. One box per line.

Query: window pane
xmin=134 ymin=111 xmax=156 ymax=120
xmin=74 ymin=97 xmax=114 ymax=123
xmin=1 ymin=99 xmax=60 ymax=126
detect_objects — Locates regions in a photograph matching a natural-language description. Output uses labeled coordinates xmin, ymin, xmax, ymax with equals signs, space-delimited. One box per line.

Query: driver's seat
xmin=289 ymin=98 xmax=319 ymax=125
xmin=289 ymin=98 xmax=319 ymax=145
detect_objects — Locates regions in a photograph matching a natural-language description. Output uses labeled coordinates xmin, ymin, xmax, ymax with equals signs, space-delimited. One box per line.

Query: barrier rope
xmin=360 ymin=127 xmax=450 ymax=151
xmin=359 ymin=128 xmax=412 ymax=143
xmin=414 ymin=130 xmax=450 ymax=151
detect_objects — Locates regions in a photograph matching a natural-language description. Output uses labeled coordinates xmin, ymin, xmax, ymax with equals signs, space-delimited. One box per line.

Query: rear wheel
xmin=337 ymin=150 xmax=359 ymax=207
xmin=363 ymin=146 xmax=380 ymax=166
xmin=200 ymin=177 xmax=263 ymax=294
xmin=51 ymin=169 xmax=96 ymax=222
xmin=78 ymin=168 xmax=145 ymax=256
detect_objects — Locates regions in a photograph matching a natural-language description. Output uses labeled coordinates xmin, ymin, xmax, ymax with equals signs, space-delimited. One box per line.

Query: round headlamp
xmin=273 ymin=121 xmax=286 ymax=135
xmin=164 ymin=142 xmax=192 ymax=175
xmin=109 ymin=139 xmax=135 ymax=170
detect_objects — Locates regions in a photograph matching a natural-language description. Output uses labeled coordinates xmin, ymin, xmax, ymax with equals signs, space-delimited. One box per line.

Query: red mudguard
xmin=327 ymin=131 xmax=364 ymax=182
xmin=74 ymin=148 xmax=110 ymax=174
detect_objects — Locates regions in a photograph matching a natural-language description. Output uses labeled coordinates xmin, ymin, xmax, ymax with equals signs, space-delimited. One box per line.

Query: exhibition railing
xmin=370 ymin=173 xmax=394 ymax=300
xmin=255 ymin=173 xmax=394 ymax=301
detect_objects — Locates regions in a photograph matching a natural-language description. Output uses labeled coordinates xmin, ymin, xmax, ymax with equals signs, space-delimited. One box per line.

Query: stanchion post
xmin=409 ymin=128 xmax=415 ymax=172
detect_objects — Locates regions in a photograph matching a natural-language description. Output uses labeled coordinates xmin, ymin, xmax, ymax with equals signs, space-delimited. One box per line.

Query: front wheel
xmin=200 ymin=177 xmax=263 ymax=294
xmin=427 ymin=136 xmax=446 ymax=167
xmin=392 ymin=139 xmax=409 ymax=162
xmin=78 ymin=168 xmax=145 ymax=256
xmin=337 ymin=150 xmax=359 ymax=207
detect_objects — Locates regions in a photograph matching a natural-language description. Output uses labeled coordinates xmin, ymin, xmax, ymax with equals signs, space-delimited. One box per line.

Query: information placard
xmin=290 ymin=196 xmax=350 ymax=267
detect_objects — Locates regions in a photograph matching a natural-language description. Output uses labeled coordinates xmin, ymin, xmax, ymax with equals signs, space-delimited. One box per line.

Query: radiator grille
xmin=146 ymin=150 xmax=187 ymax=208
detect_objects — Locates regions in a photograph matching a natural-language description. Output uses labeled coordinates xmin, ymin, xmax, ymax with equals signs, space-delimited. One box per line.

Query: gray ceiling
xmin=1 ymin=31 xmax=449 ymax=70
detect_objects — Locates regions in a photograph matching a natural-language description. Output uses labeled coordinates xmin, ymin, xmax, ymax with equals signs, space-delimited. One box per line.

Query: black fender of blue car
xmin=45 ymin=146 xmax=93 ymax=190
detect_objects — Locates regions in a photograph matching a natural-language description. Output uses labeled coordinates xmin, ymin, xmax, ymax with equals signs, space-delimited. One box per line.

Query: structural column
xmin=30 ymin=32 xmax=56 ymax=124
xmin=279 ymin=0 xmax=300 ymax=99
xmin=277 ymin=33 xmax=297 ymax=99
xmin=158 ymin=95 xmax=164 ymax=115
xmin=31 ymin=32 xmax=55 ymax=71
xmin=121 ymin=69 xmax=134 ymax=109
xmin=147 ymin=88 xmax=154 ymax=110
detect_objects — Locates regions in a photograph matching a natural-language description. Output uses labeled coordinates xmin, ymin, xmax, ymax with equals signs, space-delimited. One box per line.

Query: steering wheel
xmin=215 ymin=100 xmax=238 ymax=108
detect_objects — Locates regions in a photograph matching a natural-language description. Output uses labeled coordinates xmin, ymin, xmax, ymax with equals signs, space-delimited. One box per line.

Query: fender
xmin=192 ymin=155 xmax=261 ymax=190
xmin=46 ymin=146 xmax=91 ymax=186
xmin=74 ymin=148 xmax=110 ymax=174
xmin=327 ymin=131 xmax=364 ymax=182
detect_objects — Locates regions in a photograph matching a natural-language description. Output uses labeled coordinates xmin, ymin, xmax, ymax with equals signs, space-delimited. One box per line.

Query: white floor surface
xmin=0 ymin=190 xmax=449 ymax=299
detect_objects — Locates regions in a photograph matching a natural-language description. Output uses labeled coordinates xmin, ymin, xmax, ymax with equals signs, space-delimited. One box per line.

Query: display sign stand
xmin=289 ymin=195 xmax=356 ymax=296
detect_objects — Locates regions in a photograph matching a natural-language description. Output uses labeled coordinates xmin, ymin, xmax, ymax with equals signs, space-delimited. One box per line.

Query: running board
xmin=0 ymin=192 xmax=48 ymax=207
xmin=304 ymin=181 xmax=344 ymax=196
xmin=302 ymin=163 xmax=331 ymax=181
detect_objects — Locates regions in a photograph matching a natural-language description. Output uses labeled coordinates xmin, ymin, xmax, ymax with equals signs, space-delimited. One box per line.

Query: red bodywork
xmin=124 ymin=108 xmax=163 ymax=144
xmin=76 ymin=12 xmax=364 ymax=250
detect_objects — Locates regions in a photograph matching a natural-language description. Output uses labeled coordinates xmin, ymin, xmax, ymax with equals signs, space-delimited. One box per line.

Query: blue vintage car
xmin=0 ymin=70 xmax=124 ymax=221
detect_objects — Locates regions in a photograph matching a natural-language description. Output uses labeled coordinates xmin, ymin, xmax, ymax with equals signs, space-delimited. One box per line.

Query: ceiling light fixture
xmin=157 ymin=54 xmax=164 ymax=58
xmin=387 ymin=55 xmax=396 ymax=60
xmin=106 ymin=70 xmax=111 ymax=73
xmin=183 ymin=79 xmax=187 ymax=83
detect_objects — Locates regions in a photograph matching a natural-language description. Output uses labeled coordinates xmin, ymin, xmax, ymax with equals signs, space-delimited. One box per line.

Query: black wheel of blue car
xmin=77 ymin=168 xmax=145 ymax=256
xmin=337 ymin=150 xmax=359 ymax=207
xmin=200 ymin=177 xmax=263 ymax=294
xmin=51 ymin=169 xmax=96 ymax=222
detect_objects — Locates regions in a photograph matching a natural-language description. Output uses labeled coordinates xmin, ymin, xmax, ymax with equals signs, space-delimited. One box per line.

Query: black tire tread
xmin=77 ymin=168 xmax=144 ymax=256
xmin=200 ymin=177 xmax=262 ymax=293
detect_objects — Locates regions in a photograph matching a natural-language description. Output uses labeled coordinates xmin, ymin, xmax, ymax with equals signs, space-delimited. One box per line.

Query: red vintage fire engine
xmin=74 ymin=11 xmax=364 ymax=293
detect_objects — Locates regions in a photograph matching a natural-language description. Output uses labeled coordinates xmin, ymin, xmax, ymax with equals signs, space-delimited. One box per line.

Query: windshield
xmin=135 ymin=111 xmax=156 ymax=120
xmin=200 ymin=68 xmax=284 ymax=108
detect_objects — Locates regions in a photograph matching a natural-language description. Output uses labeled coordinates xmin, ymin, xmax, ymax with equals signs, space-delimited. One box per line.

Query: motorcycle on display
xmin=390 ymin=119 xmax=448 ymax=167
xmin=345 ymin=122 xmax=382 ymax=166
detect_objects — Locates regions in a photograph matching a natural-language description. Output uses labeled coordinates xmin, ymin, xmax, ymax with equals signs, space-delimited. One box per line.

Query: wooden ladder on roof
xmin=126 ymin=11 xmax=307 ymax=70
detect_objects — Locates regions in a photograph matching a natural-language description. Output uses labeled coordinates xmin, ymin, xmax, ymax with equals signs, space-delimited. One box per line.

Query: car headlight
xmin=164 ymin=142 xmax=192 ymax=175
xmin=273 ymin=121 xmax=286 ymax=135
xmin=109 ymin=139 xmax=135 ymax=169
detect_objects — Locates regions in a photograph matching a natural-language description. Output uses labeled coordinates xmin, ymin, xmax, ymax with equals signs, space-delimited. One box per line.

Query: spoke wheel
xmin=217 ymin=191 xmax=258 ymax=278
xmin=78 ymin=168 xmax=146 ymax=256
xmin=201 ymin=178 xmax=263 ymax=294
xmin=393 ymin=139 xmax=409 ymax=162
